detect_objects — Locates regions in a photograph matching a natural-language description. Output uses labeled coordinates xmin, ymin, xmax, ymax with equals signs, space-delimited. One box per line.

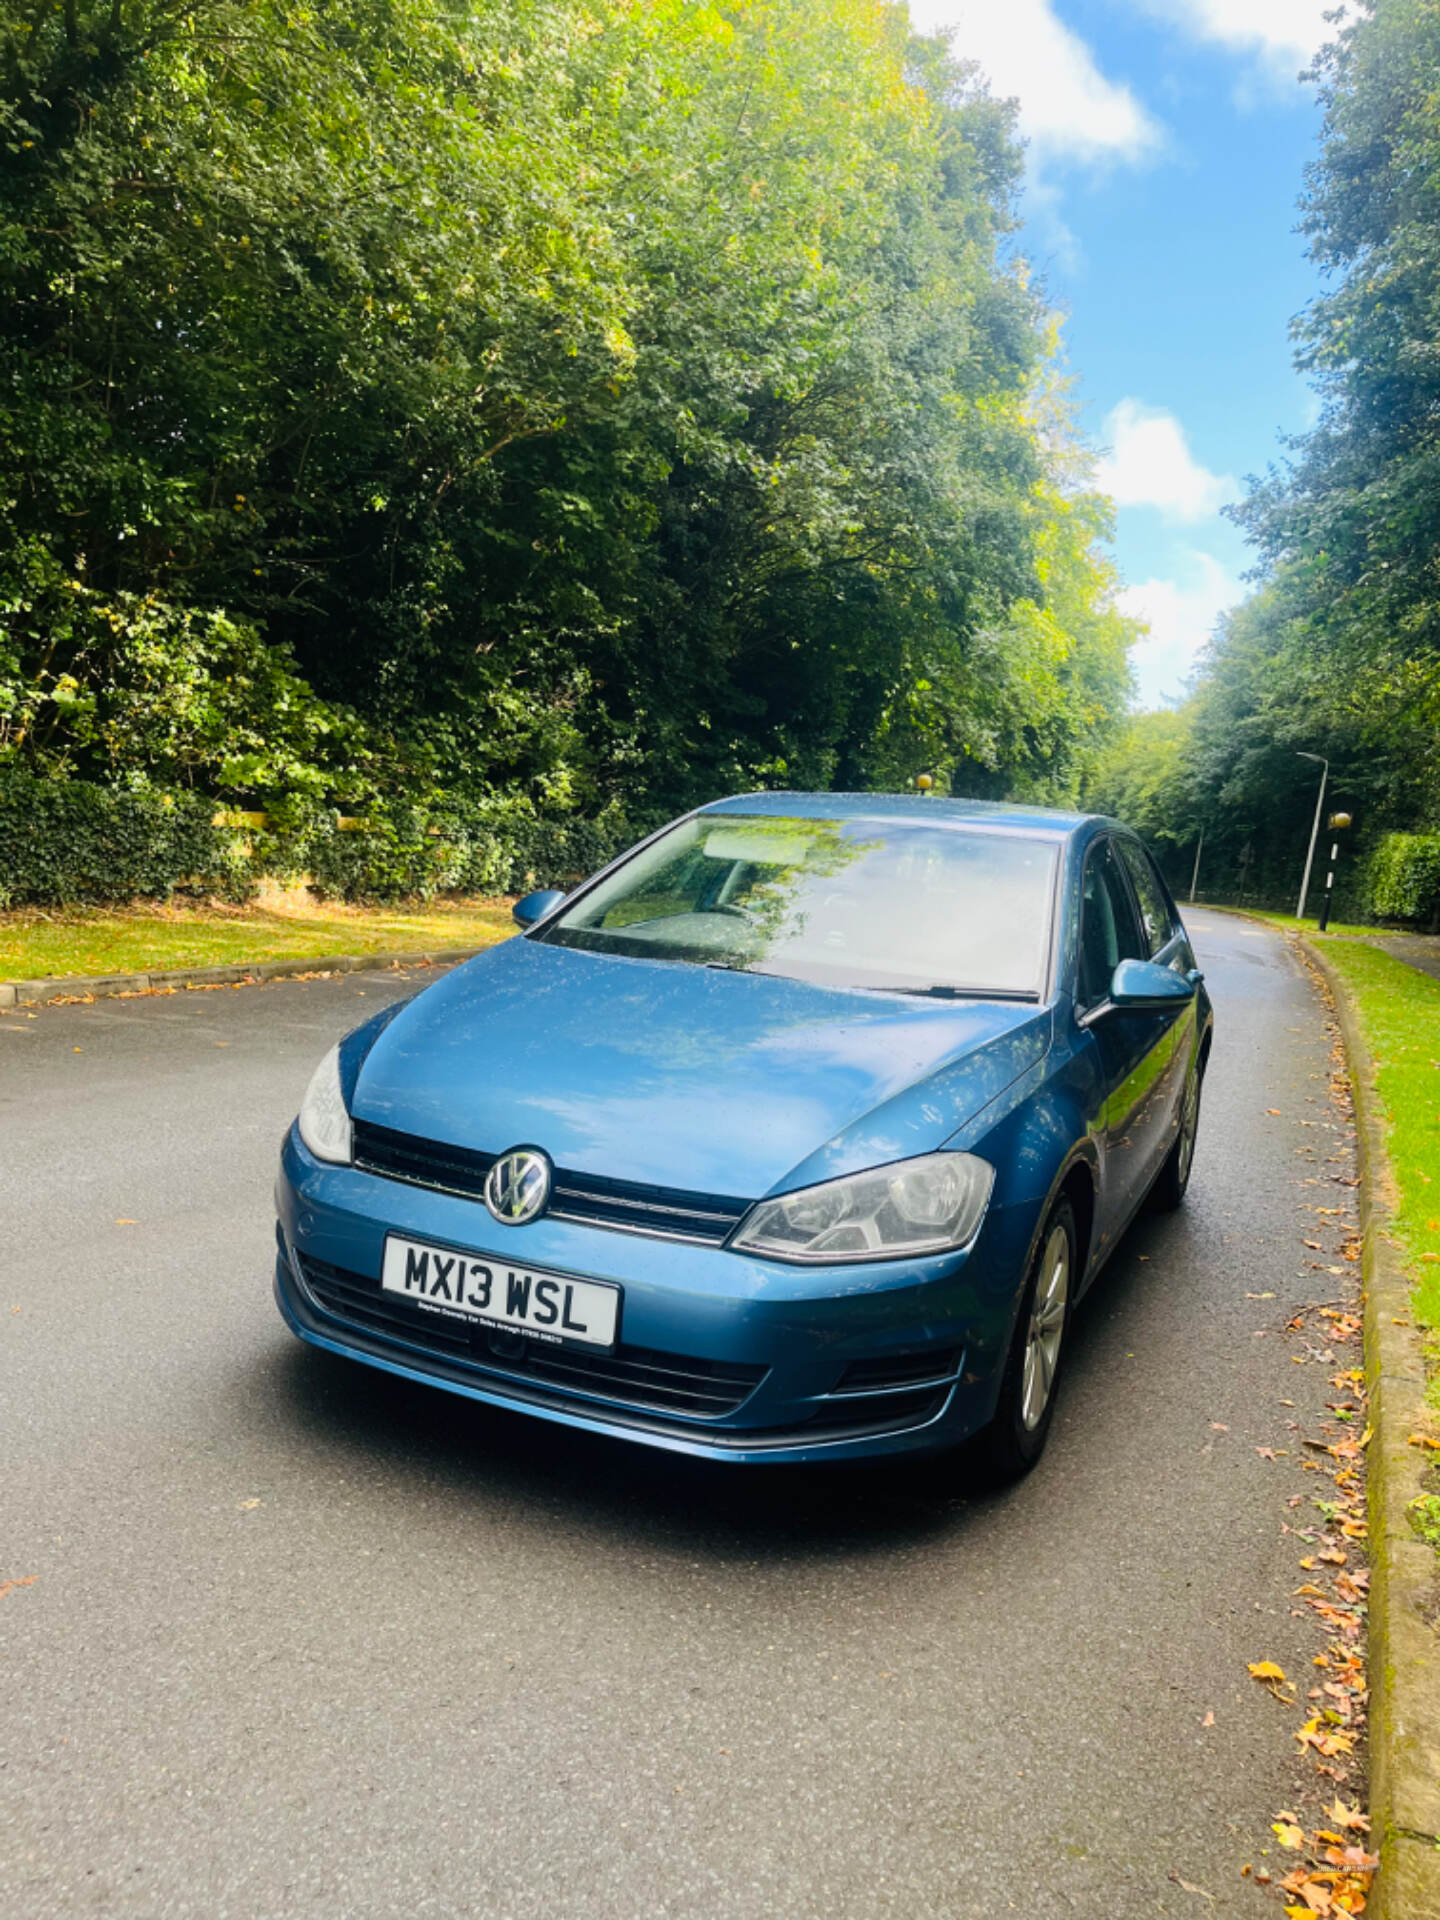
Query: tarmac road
xmin=0 ymin=911 xmax=1358 ymax=1918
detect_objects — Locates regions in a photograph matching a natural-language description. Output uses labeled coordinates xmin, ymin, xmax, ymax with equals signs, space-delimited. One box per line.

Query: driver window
xmin=1117 ymin=839 xmax=1177 ymax=958
xmin=1079 ymin=842 xmax=1147 ymax=1006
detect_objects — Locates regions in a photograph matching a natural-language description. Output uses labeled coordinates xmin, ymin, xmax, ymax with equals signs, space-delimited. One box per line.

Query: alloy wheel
xmin=1020 ymin=1224 xmax=1070 ymax=1431
xmin=1177 ymin=1071 xmax=1200 ymax=1185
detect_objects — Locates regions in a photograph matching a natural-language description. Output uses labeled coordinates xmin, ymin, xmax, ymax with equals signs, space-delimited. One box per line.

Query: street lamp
xmin=1295 ymin=752 xmax=1328 ymax=921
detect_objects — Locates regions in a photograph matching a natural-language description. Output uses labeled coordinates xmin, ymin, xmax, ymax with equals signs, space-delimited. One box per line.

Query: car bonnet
xmin=351 ymin=935 xmax=1052 ymax=1201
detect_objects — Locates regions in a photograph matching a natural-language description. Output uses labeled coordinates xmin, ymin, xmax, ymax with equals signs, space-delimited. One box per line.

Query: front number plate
xmin=381 ymin=1235 xmax=620 ymax=1350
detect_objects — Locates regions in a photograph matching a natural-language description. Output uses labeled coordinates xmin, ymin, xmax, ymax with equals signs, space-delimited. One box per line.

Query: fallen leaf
xmin=0 ymin=1574 xmax=39 ymax=1601
xmin=1272 ymin=1820 xmax=1304 ymax=1848
xmin=237 ymin=1497 xmax=262 ymax=1512
xmin=1267 ymin=1108 xmax=1283 ymax=1115
xmin=1210 ymin=1422 xmax=1229 ymax=1432
xmin=1408 ymin=1433 xmax=1440 ymax=1451
xmin=1202 ymin=1710 xmax=1215 ymax=1727
xmin=1324 ymin=1799 xmax=1369 ymax=1832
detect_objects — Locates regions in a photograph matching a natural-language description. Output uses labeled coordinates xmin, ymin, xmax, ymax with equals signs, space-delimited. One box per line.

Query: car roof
xmin=698 ymin=790 xmax=1103 ymax=842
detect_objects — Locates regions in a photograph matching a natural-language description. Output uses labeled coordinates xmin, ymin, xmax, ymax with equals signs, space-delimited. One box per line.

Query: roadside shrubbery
xmin=0 ymin=769 xmax=240 ymax=908
xmin=1366 ymin=833 xmax=1440 ymax=929
xmin=0 ymin=769 xmax=653 ymax=907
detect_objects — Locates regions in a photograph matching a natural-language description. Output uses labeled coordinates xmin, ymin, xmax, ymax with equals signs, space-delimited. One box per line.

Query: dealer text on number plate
xmin=381 ymin=1234 xmax=619 ymax=1349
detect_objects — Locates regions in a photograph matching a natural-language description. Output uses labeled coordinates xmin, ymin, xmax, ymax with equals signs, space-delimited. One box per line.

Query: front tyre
xmin=1150 ymin=1059 xmax=1202 ymax=1213
xmin=978 ymin=1197 xmax=1076 ymax=1484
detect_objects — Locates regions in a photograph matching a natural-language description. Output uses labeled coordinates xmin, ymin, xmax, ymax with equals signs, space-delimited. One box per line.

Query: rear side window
xmin=1117 ymin=839 xmax=1177 ymax=958
xmin=1078 ymin=841 xmax=1147 ymax=1006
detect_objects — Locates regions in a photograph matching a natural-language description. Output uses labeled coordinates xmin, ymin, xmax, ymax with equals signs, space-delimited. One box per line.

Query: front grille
xmin=295 ymin=1253 xmax=767 ymax=1419
xmin=351 ymin=1118 xmax=750 ymax=1247
xmin=353 ymin=1119 xmax=494 ymax=1201
xmin=548 ymin=1169 xmax=750 ymax=1244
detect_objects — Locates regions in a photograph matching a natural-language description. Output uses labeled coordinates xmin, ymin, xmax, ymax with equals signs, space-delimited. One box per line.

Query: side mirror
xmin=1109 ymin=957 xmax=1196 ymax=1008
xmin=1080 ymin=958 xmax=1196 ymax=1028
xmin=512 ymin=888 xmax=567 ymax=929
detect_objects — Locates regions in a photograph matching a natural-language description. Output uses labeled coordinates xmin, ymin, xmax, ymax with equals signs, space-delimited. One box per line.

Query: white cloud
xmin=1095 ymin=399 xmax=1241 ymax=522
xmin=1120 ymin=553 xmax=1243 ymax=707
xmin=908 ymin=0 xmax=1161 ymax=165
xmin=1137 ymin=0 xmax=1335 ymax=77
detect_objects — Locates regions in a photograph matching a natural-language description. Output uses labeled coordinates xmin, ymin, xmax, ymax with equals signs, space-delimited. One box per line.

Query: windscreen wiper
xmin=885 ymin=984 xmax=1040 ymax=1002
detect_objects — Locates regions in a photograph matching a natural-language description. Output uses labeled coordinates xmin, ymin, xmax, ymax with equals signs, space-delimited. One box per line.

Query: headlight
xmin=297 ymin=1043 xmax=352 ymax=1164
xmin=729 ymin=1151 xmax=994 ymax=1263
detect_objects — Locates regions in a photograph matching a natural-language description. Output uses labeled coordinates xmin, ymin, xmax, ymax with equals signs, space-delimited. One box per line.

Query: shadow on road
xmin=257 ymin=1201 xmax=1181 ymax=1566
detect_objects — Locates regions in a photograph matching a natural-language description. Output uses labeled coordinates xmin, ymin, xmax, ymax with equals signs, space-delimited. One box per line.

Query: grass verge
xmin=1309 ymin=937 xmax=1440 ymax=1330
xmin=1222 ymin=905 xmax=1401 ymax=940
xmin=0 ymin=895 xmax=516 ymax=981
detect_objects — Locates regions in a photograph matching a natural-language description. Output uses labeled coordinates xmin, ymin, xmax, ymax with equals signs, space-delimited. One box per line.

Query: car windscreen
xmin=535 ymin=814 xmax=1058 ymax=998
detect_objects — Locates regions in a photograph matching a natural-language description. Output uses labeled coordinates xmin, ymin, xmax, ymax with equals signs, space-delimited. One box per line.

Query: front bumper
xmin=275 ymin=1126 xmax=1032 ymax=1465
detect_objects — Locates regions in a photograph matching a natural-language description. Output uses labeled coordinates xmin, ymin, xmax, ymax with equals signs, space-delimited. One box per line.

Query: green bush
xmin=1367 ymin=832 xmax=1440 ymax=926
xmin=0 ymin=769 xmax=242 ymax=907
xmin=0 ymin=770 xmax=657 ymax=908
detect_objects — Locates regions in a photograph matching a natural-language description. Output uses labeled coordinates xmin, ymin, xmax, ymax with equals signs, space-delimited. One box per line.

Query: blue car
xmin=275 ymin=793 xmax=1212 ymax=1476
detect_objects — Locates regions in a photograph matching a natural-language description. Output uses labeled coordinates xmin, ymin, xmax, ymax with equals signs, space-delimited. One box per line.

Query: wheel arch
xmin=1006 ymin=1141 xmax=1100 ymax=1334
xmin=1058 ymin=1157 xmax=1097 ymax=1286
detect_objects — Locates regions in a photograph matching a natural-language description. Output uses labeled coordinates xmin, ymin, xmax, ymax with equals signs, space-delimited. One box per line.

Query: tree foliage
xmin=0 ymin=0 xmax=1132 ymax=860
xmin=1088 ymin=0 xmax=1440 ymax=917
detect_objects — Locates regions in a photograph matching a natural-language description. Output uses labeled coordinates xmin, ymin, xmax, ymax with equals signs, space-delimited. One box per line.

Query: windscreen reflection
xmin=538 ymin=815 xmax=1058 ymax=998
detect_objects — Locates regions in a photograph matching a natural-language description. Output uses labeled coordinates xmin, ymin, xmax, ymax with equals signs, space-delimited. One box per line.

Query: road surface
xmin=1 ymin=911 xmax=1356 ymax=1917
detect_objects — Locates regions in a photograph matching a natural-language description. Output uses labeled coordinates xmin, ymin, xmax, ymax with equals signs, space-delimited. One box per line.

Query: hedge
xmin=0 ymin=771 xmax=242 ymax=906
xmin=0 ymin=769 xmax=658 ymax=907
xmin=1366 ymin=832 xmax=1440 ymax=928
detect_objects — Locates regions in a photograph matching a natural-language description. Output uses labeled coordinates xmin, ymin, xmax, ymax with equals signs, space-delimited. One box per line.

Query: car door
xmin=1076 ymin=837 xmax=1176 ymax=1248
xmin=1115 ymin=835 xmax=1200 ymax=1172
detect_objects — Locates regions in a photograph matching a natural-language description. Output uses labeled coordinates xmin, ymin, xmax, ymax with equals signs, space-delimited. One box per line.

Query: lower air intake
xmin=295 ymin=1254 xmax=767 ymax=1419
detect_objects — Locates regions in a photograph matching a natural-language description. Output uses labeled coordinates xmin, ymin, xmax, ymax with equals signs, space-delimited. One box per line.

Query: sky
xmin=907 ymin=0 xmax=1336 ymax=708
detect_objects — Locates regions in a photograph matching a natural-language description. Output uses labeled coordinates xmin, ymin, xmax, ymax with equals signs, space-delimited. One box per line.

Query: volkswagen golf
xmin=274 ymin=793 xmax=1212 ymax=1477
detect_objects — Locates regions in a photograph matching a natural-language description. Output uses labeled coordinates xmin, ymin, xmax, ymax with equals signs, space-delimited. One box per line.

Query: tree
xmin=0 ymin=0 xmax=1134 ymax=851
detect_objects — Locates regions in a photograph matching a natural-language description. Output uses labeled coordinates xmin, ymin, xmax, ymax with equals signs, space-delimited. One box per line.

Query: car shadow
xmin=259 ymin=1200 xmax=1185 ymax=1567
